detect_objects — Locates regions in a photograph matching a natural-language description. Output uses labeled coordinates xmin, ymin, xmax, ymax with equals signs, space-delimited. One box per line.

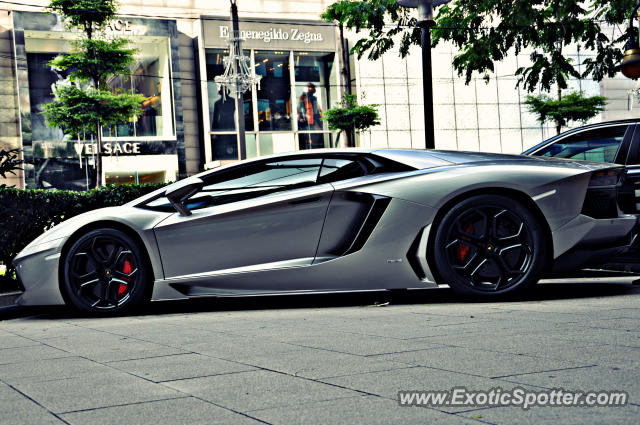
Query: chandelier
xmin=214 ymin=37 xmax=261 ymax=97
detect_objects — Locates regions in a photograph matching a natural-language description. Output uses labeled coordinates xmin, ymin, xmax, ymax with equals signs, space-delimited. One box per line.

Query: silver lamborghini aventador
xmin=13 ymin=149 xmax=637 ymax=314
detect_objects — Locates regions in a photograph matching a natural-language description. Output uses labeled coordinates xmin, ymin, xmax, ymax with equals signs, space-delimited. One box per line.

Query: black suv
xmin=524 ymin=119 xmax=640 ymax=273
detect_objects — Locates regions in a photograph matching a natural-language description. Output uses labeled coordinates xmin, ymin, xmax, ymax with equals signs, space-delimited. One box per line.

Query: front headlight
xmin=20 ymin=237 xmax=65 ymax=257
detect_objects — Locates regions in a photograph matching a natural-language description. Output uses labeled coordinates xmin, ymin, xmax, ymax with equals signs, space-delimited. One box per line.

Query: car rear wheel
xmin=433 ymin=195 xmax=546 ymax=297
xmin=62 ymin=228 xmax=151 ymax=314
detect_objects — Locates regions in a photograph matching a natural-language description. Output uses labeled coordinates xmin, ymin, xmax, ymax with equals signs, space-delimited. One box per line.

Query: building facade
xmin=0 ymin=0 xmax=638 ymax=189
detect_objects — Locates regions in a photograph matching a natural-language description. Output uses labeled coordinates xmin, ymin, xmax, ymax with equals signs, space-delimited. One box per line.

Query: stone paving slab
xmin=60 ymin=397 xmax=263 ymax=425
xmin=42 ymin=333 xmax=188 ymax=363
xmin=164 ymin=369 xmax=362 ymax=412
xmin=278 ymin=331 xmax=452 ymax=356
xmin=230 ymin=349 xmax=413 ymax=380
xmin=0 ymin=280 xmax=638 ymax=423
xmin=0 ymin=356 xmax=116 ymax=385
xmin=0 ymin=382 xmax=64 ymax=425
xmin=108 ymin=353 xmax=257 ymax=383
xmin=322 ymin=367 xmax=541 ymax=414
xmin=250 ymin=395 xmax=483 ymax=425
xmin=374 ymin=346 xmax=594 ymax=379
xmin=458 ymin=404 xmax=640 ymax=425
xmin=0 ymin=344 xmax=74 ymax=366
xmin=0 ymin=334 xmax=41 ymax=349
xmin=501 ymin=365 xmax=640 ymax=405
xmin=10 ymin=372 xmax=183 ymax=414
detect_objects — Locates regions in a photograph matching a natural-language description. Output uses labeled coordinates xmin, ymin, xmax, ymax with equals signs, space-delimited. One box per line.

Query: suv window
xmin=146 ymin=158 xmax=322 ymax=212
xmin=534 ymin=126 xmax=628 ymax=163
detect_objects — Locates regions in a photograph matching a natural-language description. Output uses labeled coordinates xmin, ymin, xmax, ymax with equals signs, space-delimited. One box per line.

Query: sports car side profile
xmin=13 ymin=149 xmax=637 ymax=314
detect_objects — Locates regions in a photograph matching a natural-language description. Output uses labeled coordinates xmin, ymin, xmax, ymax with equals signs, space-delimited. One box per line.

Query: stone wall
xmin=0 ymin=10 xmax=22 ymax=188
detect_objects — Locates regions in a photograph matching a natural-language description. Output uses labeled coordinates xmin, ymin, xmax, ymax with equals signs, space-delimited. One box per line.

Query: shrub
xmin=0 ymin=183 xmax=166 ymax=291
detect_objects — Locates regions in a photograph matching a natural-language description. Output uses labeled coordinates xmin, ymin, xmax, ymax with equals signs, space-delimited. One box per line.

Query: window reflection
xmin=294 ymin=52 xmax=336 ymax=134
xmin=206 ymin=50 xmax=254 ymax=132
xmin=298 ymin=132 xmax=333 ymax=150
xmin=25 ymin=32 xmax=174 ymax=141
xmin=206 ymin=49 xmax=337 ymax=157
xmin=254 ymin=51 xmax=291 ymax=131
xmin=146 ymin=158 xmax=322 ymax=211
xmin=207 ymin=50 xmax=236 ymax=132
xmin=212 ymin=133 xmax=237 ymax=160
xmin=110 ymin=37 xmax=174 ymax=138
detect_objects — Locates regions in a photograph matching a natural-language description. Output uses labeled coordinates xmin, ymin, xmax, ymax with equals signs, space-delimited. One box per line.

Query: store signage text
xmin=105 ymin=20 xmax=147 ymax=36
xmin=107 ymin=20 xmax=132 ymax=32
xmin=219 ymin=25 xmax=324 ymax=44
xmin=74 ymin=142 xmax=141 ymax=156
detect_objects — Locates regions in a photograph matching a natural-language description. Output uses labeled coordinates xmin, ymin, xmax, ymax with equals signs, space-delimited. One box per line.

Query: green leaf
xmin=42 ymin=86 xmax=145 ymax=137
xmin=49 ymin=38 xmax=137 ymax=88
xmin=322 ymin=0 xmax=638 ymax=94
xmin=323 ymin=93 xmax=381 ymax=135
xmin=524 ymin=91 xmax=607 ymax=128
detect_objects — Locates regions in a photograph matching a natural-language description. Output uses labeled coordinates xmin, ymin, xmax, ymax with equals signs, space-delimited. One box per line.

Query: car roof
xmin=522 ymin=119 xmax=640 ymax=155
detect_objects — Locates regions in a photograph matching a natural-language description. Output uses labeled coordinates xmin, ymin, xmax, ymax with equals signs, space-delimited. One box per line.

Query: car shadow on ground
xmin=2 ymin=278 xmax=639 ymax=321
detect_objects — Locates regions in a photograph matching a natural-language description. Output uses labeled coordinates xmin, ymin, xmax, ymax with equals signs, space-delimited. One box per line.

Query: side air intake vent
xmin=343 ymin=196 xmax=391 ymax=256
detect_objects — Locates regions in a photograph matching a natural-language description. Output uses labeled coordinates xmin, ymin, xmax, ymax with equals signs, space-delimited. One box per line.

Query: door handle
xmin=289 ymin=196 xmax=321 ymax=205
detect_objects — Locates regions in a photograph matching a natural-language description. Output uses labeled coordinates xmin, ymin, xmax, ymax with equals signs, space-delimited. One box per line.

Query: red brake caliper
xmin=118 ymin=258 xmax=133 ymax=298
xmin=456 ymin=222 xmax=474 ymax=263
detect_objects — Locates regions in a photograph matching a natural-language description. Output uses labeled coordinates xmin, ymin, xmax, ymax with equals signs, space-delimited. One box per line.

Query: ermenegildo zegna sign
xmin=203 ymin=18 xmax=336 ymax=51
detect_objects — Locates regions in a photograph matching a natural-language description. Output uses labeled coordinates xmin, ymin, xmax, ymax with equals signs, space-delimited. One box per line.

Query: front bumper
xmin=13 ymin=249 xmax=66 ymax=306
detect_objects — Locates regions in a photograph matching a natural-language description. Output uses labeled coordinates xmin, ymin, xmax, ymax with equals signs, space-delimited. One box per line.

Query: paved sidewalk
xmin=0 ymin=278 xmax=639 ymax=424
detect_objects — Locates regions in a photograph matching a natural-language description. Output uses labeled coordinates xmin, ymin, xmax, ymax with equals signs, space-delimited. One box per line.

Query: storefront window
xmin=212 ymin=133 xmax=238 ymax=160
xmin=206 ymin=47 xmax=338 ymax=159
xmin=207 ymin=49 xmax=235 ymax=132
xmin=298 ymin=132 xmax=333 ymax=150
xmin=24 ymin=32 xmax=175 ymax=141
xmin=26 ymin=51 xmax=71 ymax=144
xmin=107 ymin=37 xmax=174 ymax=138
xmin=294 ymin=52 xmax=336 ymax=136
xmin=206 ymin=49 xmax=254 ymax=132
xmin=106 ymin=170 xmax=166 ymax=185
xmin=254 ymin=51 xmax=291 ymax=131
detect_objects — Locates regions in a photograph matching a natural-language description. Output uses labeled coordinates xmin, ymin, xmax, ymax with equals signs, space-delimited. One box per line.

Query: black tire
xmin=62 ymin=228 xmax=151 ymax=314
xmin=432 ymin=195 xmax=546 ymax=297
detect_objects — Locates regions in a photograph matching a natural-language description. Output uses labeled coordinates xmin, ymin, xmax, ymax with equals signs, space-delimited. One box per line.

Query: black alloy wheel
xmin=62 ymin=228 xmax=150 ymax=314
xmin=433 ymin=195 xmax=546 ymax=296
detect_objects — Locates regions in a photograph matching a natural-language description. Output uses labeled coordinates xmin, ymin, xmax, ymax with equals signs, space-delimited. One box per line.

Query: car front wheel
xmin=62 ymin=228 xmax=151 ymax=314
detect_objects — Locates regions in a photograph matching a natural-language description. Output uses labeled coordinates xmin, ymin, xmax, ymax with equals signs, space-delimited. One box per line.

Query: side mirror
xmin=165 ymin=177 xmax=204 ymax=216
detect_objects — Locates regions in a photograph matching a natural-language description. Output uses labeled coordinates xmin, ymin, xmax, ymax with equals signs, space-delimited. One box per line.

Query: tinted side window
xmin=534 ymin=126 xmax=628 ymax=163
xmin=318 ymin=159 xmax=367 ymax=184
xmin=146 ymin=158 xmax=322 ymax=211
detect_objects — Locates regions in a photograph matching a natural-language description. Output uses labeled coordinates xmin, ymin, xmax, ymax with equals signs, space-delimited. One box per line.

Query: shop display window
xmin=254 ymin=50 xmax=291 ymax=131
xmin=24 ymin=31 xmax=175 ymax=142
xmin=207 ymin=49 xmax=254 ymax=132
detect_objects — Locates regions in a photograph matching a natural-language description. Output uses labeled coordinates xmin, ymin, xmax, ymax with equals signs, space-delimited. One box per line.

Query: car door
xmin=620 ymin=124 xmax=640 ymax=213
xmin=313 ymin=156 xmax=394 ymax=261
xmin=153 ymin=157 xmax=333 ymax=279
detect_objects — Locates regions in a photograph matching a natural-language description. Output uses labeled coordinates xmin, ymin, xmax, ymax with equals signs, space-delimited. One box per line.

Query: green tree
xmin=323 ymin=1 xmax=635 ymax=133
xmin=43 ymin=0 xmax=144 ymax=187
xmin=323 ymin=93 xmax=380 ymax=146
xmin=524 ymin=91 xmax=607 ymax=129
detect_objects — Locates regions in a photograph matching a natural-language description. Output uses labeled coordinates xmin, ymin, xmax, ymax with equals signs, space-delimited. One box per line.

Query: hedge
xmin=0 ymin=183 xmax=166 ymax=291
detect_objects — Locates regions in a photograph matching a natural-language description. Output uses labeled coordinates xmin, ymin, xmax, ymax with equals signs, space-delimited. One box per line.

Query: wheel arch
xmin=58 ymin=220 xmax=156 ymax=300
xmin=425 ymin=187 xmax=554 ymax=284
